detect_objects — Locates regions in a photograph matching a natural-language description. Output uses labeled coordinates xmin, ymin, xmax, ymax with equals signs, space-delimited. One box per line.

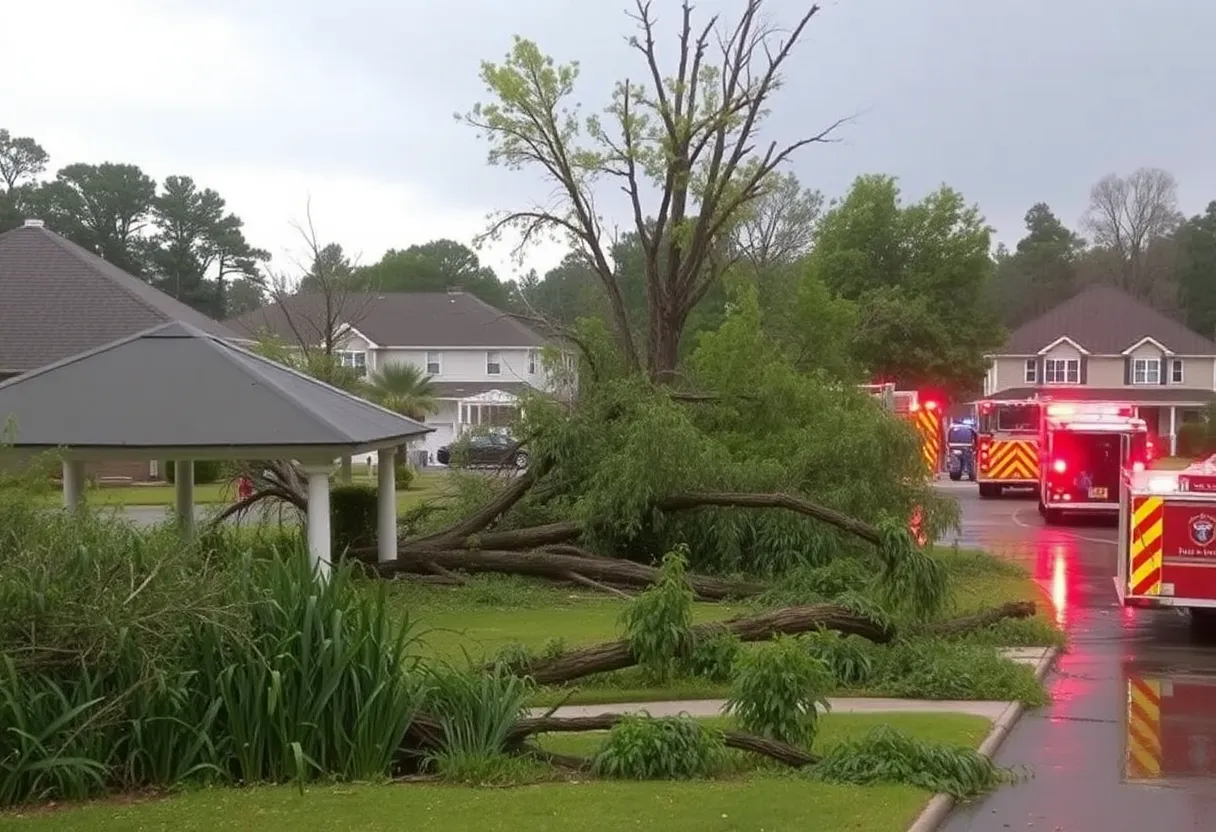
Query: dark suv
xmin=435 ymin=433 xmax=528 ymax=469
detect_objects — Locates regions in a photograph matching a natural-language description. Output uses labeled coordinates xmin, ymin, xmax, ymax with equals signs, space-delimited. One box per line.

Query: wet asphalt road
xmin=937 ymin=480 xmax=1216 ymax=831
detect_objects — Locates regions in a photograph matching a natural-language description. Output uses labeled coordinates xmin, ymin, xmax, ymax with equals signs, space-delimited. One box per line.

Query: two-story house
xmin=230 ymin=290 xmax=569 ymax=463
xmin=983 ymin=285 xmax=1216 ymax=455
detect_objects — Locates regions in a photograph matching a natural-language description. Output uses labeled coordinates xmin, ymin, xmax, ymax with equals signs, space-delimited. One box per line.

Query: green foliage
xmin=1177 ymin=400 xmax=1216 ymax=457
xmin=1178 ymin=202 xmax=1216 ymax=339
xmin=164 ymin=459 xmax=225 ymax=485
xmin=366 ymin=362 xmax=439 ymax=422
xmin=868 ymin=640 xmax=1045 ymax=705
xmin=620 ymin=550 xmax=695 ymax=684
xmin=0 ymin=498 xmax=425 ymax=806
xmin=592 ymin=715 xmax=725 ymax=780
xmin=812 ymin=725 xmax=1014 ymax=798
xmin=680 ymin=632 xmax=742 ymax=684
xmin=422 ymin=664 xmax=533 ymax=769
xmin=350 ymin=239 xmax=516 ymax=310
xmin=727 ymin=636 xmax=833 ymax=748
xmin=808 ymin=174 xmax=1005 ymax=397
xmin=394 ymin=461 xmax=415 ymax=490
xmin=330 ymin=484 xmax=379 ymax=556
xmin=803 ymin=630 xmax=875 ymax=688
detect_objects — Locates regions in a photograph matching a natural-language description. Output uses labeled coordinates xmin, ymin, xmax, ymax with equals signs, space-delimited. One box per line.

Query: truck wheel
xmin=1037 ymin=500 xmax=1046 ymax=516
xmin=949 ymin=471 xmax=962 ymax=481
xmin=978 ymin=483 xmax=1000 ymax=499
xmin=1191 ymin=609 xmax=1216 ymax=639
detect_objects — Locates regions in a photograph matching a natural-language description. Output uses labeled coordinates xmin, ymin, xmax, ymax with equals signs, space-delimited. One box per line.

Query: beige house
xmin=983 ymin=285 xmax=1216 ymax=455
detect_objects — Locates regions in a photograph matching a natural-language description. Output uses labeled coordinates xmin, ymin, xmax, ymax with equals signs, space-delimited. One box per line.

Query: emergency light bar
xmin=1045 ymin=403 xmax=1135 ymax=417
xmin=1053 ymin=420 xmax=1146 ymax=432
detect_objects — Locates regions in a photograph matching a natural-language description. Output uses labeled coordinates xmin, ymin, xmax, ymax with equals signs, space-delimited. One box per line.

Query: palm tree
xmin=366 ymin=361 xmax=438 ymax=422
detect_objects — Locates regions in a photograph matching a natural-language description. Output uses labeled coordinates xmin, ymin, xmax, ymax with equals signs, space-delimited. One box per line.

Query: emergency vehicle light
xmin=1147 ymin=475 xmax=1179 ymax=494
xmin=1051 ymin=458 xmax=1067 ymax=474
xmin=1055 ymin=421 xmax=1143 ymax=432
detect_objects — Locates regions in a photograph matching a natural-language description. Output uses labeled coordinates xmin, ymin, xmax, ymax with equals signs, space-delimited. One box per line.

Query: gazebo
xmin=0 ymin=321 xmax=431 ymax=576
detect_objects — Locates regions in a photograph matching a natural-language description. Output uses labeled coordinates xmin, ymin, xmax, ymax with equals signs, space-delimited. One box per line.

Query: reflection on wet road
xmin=938 ymin=481 xmax=1216 ymax=830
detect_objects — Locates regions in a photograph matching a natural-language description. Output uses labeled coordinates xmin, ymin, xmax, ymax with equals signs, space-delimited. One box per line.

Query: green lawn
xmin=55 ymin=472 xmax=449 ymax=514
xmin=1 ymin=712 xmax=990 ymax=832
xmin=1152 ymin=455 xmax=1195 ymax=471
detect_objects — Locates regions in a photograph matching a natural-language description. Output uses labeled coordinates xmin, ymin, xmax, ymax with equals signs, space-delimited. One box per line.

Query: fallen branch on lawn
xmin=375 ymin=548 xmax=766 ymax=601
xmin=505 ymin=714 xmax=818 ymax=768
xmin=923 ymin=600 xmax=1036 ymax=637
xmin=657 ymin=492 xmax=882 ymax=546
xmin=496 ymin=604 xmax=895 ymax=685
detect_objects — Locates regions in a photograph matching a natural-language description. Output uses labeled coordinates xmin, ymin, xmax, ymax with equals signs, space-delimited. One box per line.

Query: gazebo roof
xmin=0 ymin=321 xmax=431 ymax=456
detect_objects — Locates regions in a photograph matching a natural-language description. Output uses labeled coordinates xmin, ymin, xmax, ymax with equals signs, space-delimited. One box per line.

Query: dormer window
xmin=1132 ymin=358 xmax=1161 ymax=385
xmin=1044 ymin=358 xmax=1079 ymax=384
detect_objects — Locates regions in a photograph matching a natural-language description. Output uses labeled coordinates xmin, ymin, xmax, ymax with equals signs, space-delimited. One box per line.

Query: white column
xmin=302 ymin=463 xmax=334 ymax=580
xmin=339 ymin=455 xmax=352 ymax=484
xmin=1170 ymin=406 xmax=1178 ymax=456
xmin=377 ymin=447 xmax=397 ymax=563
xmin=62 ymin=460 xmax=86 ymax=510
xmin=174 ymin=460 xmax=195 ymax=537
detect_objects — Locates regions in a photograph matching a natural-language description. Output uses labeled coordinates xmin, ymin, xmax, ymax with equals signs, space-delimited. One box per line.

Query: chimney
xmin=23 ymin=219 xmax=45 ymax=228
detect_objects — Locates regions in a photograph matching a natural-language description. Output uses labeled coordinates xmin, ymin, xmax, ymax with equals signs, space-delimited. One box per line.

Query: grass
xmin=0 ymin=712 xmax=991 ymax=832
xmin=1152 ymin=455 xmax=1194 ymax=470
xmin=49 ymin=471 xmax=449 ymax=514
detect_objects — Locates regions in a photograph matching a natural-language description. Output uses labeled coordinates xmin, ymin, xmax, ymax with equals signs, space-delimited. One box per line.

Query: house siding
xmin=373 ymin=347 xmax=546 ymax=388
xmin=1086 ymin=358 xmax=1126 ymax=387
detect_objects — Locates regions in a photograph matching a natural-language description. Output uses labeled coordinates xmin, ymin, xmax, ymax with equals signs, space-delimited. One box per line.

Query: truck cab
xmin=1039 ymin=402 xmax=1147 ymax=524
xmin=975 ymin=399 xmax=1040 ymax=497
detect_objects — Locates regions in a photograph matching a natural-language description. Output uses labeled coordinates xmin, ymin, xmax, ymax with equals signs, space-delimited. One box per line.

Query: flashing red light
xmin=924 ymin=400 xmax=938 ymax=411
xmin=1051 ymin=458 xmax=1067 ymax=474
xmin=1132 ymin=461 xmax=1146 ymax=472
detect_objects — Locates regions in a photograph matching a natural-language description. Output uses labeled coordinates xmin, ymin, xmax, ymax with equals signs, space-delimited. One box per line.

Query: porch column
xmin=339 ymin=455 xmax=353 ymax=484
xmin=377 ymin=447 xmax=397 ymax=563
xmin=301 ymin=463 xmax=334 ymax=581
xmin=1169 ymin=406 xmax=1178 ymax=456
xmin=174 ymin=460 xmax=195 ymax=538
xmin=62 ymin=460 xmax=86 ymax=510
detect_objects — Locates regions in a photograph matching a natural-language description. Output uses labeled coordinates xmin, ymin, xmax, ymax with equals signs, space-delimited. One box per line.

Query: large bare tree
xmin=464 ymin=0 xmax=844 ymax=382
xmin=1083 ymin=167 xmax=1183 ymax=300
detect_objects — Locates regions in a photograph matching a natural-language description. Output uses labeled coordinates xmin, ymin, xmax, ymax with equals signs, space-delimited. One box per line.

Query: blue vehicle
xmin=946 ymin=421 xmax=977 ymax=481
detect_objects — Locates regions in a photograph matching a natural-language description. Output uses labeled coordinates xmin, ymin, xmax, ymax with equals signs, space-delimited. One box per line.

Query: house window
xmin=337 ymin=350 xmax=367 ymax=378
xmin=1171 ymin=358 xmax=1184 ymax=384
xmin=426 ymin=351 xmax=441 ymax=376
xmin=1133 ymin=358 xmax=1161 ymax=385
xmin=1043 ymin=358 xmax=1079 ymax=384
xmin=528 ymin=349 xmax=539 ymax=375
xmin=1024 ymin=359 xmax=1036 ymax=384
xmin=486 ymin=350 xmax=501 ymax=375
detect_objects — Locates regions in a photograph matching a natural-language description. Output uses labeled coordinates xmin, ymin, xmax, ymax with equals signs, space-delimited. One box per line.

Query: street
xmin=938 ymin=480 xmax=1216 ymax=830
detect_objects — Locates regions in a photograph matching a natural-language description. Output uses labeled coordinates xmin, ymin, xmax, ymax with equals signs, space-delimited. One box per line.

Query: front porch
xmin=1136 ymin=404 xmax=1205 ymax=457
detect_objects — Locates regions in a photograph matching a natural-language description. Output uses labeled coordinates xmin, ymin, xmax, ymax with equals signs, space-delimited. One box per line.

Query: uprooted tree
xmin=217 ymin=0 xmax=967 ymax=631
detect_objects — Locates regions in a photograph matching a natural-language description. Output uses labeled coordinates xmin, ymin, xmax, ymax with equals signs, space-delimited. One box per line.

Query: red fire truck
xmin=1039 ymin=402 xmax=1149 ymax=524
xmin=975 ymin=398 xmax=1041 ymax=497
xmin=860 ymin=384 xmax=942 ymax=478
xmin=1117 ymin=456 xmax=1216 ymax=618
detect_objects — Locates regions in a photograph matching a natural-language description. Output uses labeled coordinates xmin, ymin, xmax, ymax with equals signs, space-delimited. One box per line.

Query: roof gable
xmin=1002 ymin=285 xmax=1216 ymax=356
xmin=0 ymin=322 xmax=430 ymax=450
xmin=229 ymin=291 xmax=547 ymax=349
xmin=0 ymin=223 xmax=243 ymax=374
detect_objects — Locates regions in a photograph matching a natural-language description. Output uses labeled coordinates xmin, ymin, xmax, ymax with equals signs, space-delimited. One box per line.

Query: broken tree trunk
xmin=924 ymin=600 xmax=1036 ymax=637
xmin=498 ymin=604 xmax=895 ymax=685
xmin=376 ymin=548 xmax=766 ymax=601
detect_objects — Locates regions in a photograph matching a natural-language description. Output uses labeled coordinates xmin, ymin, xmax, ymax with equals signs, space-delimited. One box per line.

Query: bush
xmin=680 ymin=631 xmax=741 ymax=684
xmin=331 ymin=484 xmax=379 ymax=556
xmin=727 ymin=635 xmax=833 ymax=748
xmin=0 ymin=499 xmax=426 ymax=806
xmin=812 ymin=725 xmax=1015 ymax=798
xmin=804 ymin=629 xmax=875 ymax=688
xmin=395 ymin=461 xmax=415 ymax=490
xmin=592 ymin=714 xmax=725 ymax=779
xmin=620 ymin=549 xmax=695 ymax=684
xmin=163 ymin=459 xmax=225 ymax=485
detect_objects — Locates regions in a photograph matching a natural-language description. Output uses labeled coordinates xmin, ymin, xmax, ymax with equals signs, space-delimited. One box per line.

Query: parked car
xmin=436 ymin=433 xmax=529 ymax=469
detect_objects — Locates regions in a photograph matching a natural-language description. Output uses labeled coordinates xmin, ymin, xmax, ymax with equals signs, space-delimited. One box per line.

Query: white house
xmin=230 ymin=290 xmax=573 ymax=464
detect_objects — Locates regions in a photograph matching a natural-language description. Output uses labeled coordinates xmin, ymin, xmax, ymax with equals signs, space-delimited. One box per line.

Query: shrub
xmin=330 ymin=484 xmax=379 ymax=556
xmin=592 ymin=714 xmax=725 ymax=779
xmin=804 ymin=629 xmax=875 ymax=688
xmin=394 ymin=461 xmax=415 ymax=490
xmin=422 ymin=663 xmax=533 ymax=777
xmin=727 ymin=635 xmax=833 ymax=748
xmin=620 ymin=548 xmax=695 ymax=684
xmin=163 ymin=459 xmax=225 ymax=485
xmin=680 ymin=631 xmax=741 ymax=684
xmin=812 ymin=725 xmax=1015 ymax=798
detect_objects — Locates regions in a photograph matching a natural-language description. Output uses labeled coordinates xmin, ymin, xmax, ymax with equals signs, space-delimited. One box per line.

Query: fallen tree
xmin=493 ymin=599 xmax=1036 ymax=686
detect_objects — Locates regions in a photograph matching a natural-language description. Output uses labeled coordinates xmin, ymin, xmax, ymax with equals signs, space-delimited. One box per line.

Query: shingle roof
xmin=1002 ymin=285 xmax=1216 ymax=355
xmin=229 ymin=291 xmax=546 ymax=348
xmin=0 ymin=321 xmax=431 ymax=450
xmin=985 ymin=386 xmax=1216 ymax=405
xmin=0 ymin=222 xmax=244 ymax=374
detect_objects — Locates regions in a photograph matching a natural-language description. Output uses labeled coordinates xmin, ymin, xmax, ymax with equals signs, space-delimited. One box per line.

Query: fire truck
xmin=1123 ymin=662 xmax=1216 ymax=792
xmin=860 ymin=384 xmax=942 ymax=478
xmin=1117 ymin=456 xmax=1216 ymax=618
xmin=1039 ymin=402 xmax=1149 ymax=524
xmin=974 ymin=398 xmax=1041 ymax=498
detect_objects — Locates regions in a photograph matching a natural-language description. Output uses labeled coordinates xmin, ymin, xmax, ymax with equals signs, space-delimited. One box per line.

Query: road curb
xmin=905 ymin=645 xmax=1060 ymax=832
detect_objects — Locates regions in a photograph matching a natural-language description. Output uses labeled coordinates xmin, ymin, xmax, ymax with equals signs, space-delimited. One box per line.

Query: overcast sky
xmin=4 ymin=0 xmax=1213 ymax=282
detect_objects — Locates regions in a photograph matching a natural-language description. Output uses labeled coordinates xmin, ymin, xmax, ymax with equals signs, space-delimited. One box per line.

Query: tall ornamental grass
xmin=0 ymin=496 xmax=423 ymax=807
